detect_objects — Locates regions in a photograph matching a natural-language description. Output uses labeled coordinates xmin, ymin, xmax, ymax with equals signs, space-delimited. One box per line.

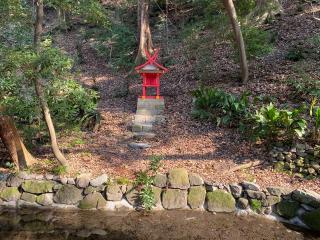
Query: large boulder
xmin=188 ymin=186 xmax=206 ymax=209
xmin=162 ymin=189 xmax=187 ymax=209
xmin=53 ymin=185 xmax=83 ymax=204
xmin=21 ymin=180 xmax=54 ymax=194
xmin=302 ymin=208 xmax=320 ymax=232
xmin=276 ymin=200 xmax=300 ymax=219
xmin=78 ymin=192 xmax=107 ymax=209
xmin=292 ymin=189 xmax=320 ymax=208
xmin=266 ymin=186 xmax=292 ymax=197
xmin=0 ymin=187 xmax=21 ymax=201
xmin=206 ymin=190 xmax=235 ymax=213
xmin=168 ymin=168 xmax=190 ymax=189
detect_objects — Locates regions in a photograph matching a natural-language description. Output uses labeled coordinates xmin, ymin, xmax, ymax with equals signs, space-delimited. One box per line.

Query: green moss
xmin=276 ymin=200 xmax=300 ymax=219
xmin=0 ymin=187 xmax=21 ymax=201
xmin=188 ymin=186 xmax=206 ymax=209
xmin=206 ymin=190 xmax=235 ymax=212
xmin=21 ymin=192 xmax=36 ymax=203
xmin=21 ymin=180 xmax=54 ymax=194
xmin=116 ymin=177 xmax=131 ymax=185
xmin=250 ymin=199 xmax=262 ymax=213
xmin=302 ymin=208 xmax=320 ymax=231
xmin=168 ymin=168 xmax=190 ymax=189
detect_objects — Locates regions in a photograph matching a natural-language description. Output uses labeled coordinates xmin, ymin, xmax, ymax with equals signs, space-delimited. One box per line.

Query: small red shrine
xmin=135 ymin=48 xmax=168 ymax=99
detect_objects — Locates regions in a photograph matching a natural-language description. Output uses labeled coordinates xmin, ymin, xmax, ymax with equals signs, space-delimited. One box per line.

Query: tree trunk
xmin=135 ymin=0 xmax=153 ymax=65
xmin=0 ymin=116 xmax=36 ymax=170
xmin=34 ymin=0 xmax=68 ymax=167
xmin=223 ymin=0 xmax=249 ymax=84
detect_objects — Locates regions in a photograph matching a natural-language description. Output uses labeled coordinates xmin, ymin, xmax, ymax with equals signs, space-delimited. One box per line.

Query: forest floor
xmin=2 ymin=1 xmax=320 ymax=191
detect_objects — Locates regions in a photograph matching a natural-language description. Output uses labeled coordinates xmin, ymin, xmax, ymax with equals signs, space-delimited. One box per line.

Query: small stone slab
xmin=153 ymin=174 xmax=167 ymax=188
xmin=229 ymin=184 xmax=242 ymax=198
xmin=241 ymin=181 xmax=260 ymax=191
xmin=0 ymin=187 xmax=21 ymax=201
xmin=188 ymin=186 xmax=206 ymax=209
xmin=162 ymin=189 xmax=187 ymax=210
xmin=21 ymin=192 xmax=36 ymax=203
xmin=237 ymin=198 xmax=249 ymax=209
xmin=152 ymin=186 xmax=162 ymax=205
xmin=78 ymin=192 xmax=107 ymax=209
xmin=76 ymin=175 xmax=90 ymax=189
xmin=168 ymin=168 xmax=190 ymax=190
xmin=266 ymin=187 xmax=292 ymax=197
xmin=206 ymin=190 xmax=235 ymax=213
xmin=106 ymin=184 xmax=123 ymax=201
xmin=6 ymin=174 xmax=24 ymax=187
xmin=36 ymin=193 xmax=53 ymax=206
xmin=188 ymin=173 xmax=204 ymax=186
xmin=133 ymin=132 xmax=156 ymax=140
xmin=128 ymin=142 xmax=151 ymax=149
xmin=292 ymin=189 xmax=320 ymax=208
xmin=246 ymin=190 xmax=266 ymax=200
xmin=53 ymin=185 xmax=83 ymax=205
xmin=21 ymin=180 xmax=54 ymax=194
xmin=90 ymin=174 xmax=108 ymax=187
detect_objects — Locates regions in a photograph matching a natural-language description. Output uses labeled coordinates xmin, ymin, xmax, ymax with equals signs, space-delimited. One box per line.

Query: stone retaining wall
xmin=0 ymin=168 xmax=319 ymax=232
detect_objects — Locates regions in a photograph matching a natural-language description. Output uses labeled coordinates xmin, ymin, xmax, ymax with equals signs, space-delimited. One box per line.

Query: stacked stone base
xmin=0 ymin=169 xmax=319 ymax=232
xmin=131 ymin=98 xmax=165 ymax=140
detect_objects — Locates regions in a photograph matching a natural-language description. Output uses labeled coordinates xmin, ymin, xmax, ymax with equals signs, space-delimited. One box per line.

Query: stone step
xmin=128 ymin=142 xmax=151 ymax=149
xmin=134 ymin=114 xmax=165 ymax=124
xmin=133 ymin=132 xmax=156 ymax=140
xmin=132 ymin=123 xmax=153 ymax=132
xmin=137 ymin=104 xmax=165 ymax=111
xmin=136 ymin=109 xmax=162 ymax=115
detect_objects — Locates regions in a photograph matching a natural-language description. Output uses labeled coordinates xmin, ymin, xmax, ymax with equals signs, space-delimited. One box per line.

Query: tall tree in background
xmin=223 ymin=0 xmax=249 ymax=84
xmin=135 ymin=0 xmax=153 ymax=64
xmin=33 ymin=0 xmax=68 ymax=167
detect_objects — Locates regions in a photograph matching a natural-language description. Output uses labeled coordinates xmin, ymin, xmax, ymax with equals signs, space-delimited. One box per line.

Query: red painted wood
xmin=135 ymin=48 xmax=168 ymax=99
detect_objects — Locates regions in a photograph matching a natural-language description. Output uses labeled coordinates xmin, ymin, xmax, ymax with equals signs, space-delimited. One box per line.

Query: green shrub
xmin=192 ymin=87 xmax=250 ymax=127
xmin=250 ymin=199 xmax=262 ymax=213
xmin=251 ymin=103 xmax=307 ymax=143
xmin=286 ymin=47 xmax=305 ymax=61
xmin=310 ymin=98 xmax=320 ymax=142
xmin=240 ymin=26 xmax=274 ymax=59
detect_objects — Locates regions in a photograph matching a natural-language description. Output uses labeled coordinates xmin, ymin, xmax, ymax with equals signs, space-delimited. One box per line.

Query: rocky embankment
xmin=0 ymin=168 xmax=319 ymax=232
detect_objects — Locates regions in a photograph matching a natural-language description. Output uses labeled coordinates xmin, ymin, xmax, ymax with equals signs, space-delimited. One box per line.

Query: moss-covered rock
xmin=53 ymin=184 xmax=83 ymax=204
xmin=21 ymin=192 xmax=36 ymax=203
xmin=188 ymin=173 xmax=204 ymax=186
xmin=162 ymin=189 xmax=187 ymax=209
xmin=188 ymin=186 xmax=206 ymax=209
xmin=168 ymin=168 xmax=190 ymax=189
xmin=36 ymin=193 xmax=53 ymax=206
xmin=250 ymin=199 xmax=262 ymax=213
xmin=21 ymin=180 xmax=54 ymax=194
xmin=302 ymin=208 xmax=320 ymax=232
xmin=292 ymin=189 xmax=320 ymax=208
xmin=78 ymin=192 xmax=107 ymax=209
xmin=206 ymin=190 xmax=235 ymax=212
xmin=276 ymin=200 xmax=300 ymax=219
xmin=0 ymin=187 xmax=21 ymax=201
xmin=153 ymin=174 xmax=167 ymax=188
xmin=152 ymin=186 xmax=162 ymax=205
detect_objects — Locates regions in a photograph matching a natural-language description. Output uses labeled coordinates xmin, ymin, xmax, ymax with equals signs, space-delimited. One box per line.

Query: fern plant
xmin=251 ymin=103 xmax=307 ymax=144
xmin=192 ymin=87 xmax=250 ymax=127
